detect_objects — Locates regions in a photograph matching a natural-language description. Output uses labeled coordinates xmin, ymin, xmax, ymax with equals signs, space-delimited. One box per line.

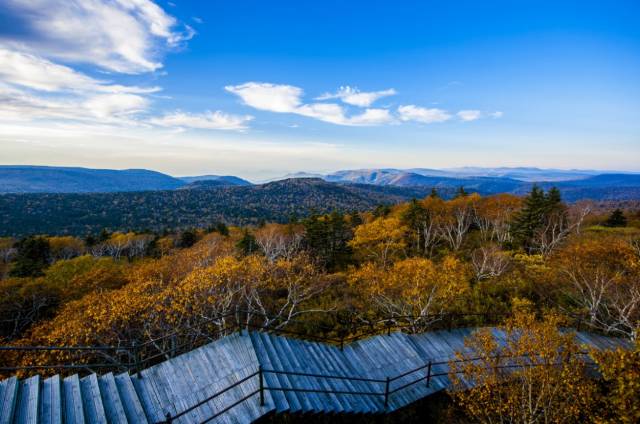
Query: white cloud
xmin=0 ymin=48 xmax=160 ymax=94
xmin=457 ymin=110 xmax=482 ymax=121
xmin=490 ymin=111 xmax=504 ymax=118
xmin=316 ymin=86 xmax=397 ymax=107
xmin=150 ymin=111 xmax=253 ymax=130
xmin=226 ymin=82 xmax=394 ymax=126
xmin=397 ymin=105 xmax=451 ymax=123
xmin=225 ymin=82 xmax=303 ymax=113
xmin=2 ymin=0 xmax=193 ymax=74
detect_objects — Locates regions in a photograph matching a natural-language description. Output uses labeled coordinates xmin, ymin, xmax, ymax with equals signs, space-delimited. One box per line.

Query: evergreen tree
xmin=98 ymin=228 xmax=110 ymax=242
xmin=512 ymin=185 xmax=568 ymax=252
xmin=604 ymin=209 xmax=627 ymax=227
xmin=429 ymin=188 xmax=439 ymax=199
xmin=373 ymin=204 xmax=391 ymax=218
xmin=511 ymin=185 xmax=548 ymax=250
xmin=401 ymin=199 xmax=428 ymax=254
xmin=84 ymin=234 xmax=97 ymax=247
xmin=303 ymin=212 xmax=353 ymax=270
xmin=178 ymin=229 xmax=197 ymax=248
xmin=215 ymin=222 xmax=230 ymax=236
xmin=236 ymin=230 xmax=258 ymax=256
xmin=455 ymin=186 xmax=468 ymax=198
xmin=9 ymin=236 xmax=51 ymax=277
xmin=349 ymin=211 xmax=363 ymax=227
xmin=288 ymin=212 xmax=299 ymax=224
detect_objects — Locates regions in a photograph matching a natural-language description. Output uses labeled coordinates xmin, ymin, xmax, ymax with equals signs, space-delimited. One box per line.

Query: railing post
xmin=383 ymin=376 xmax=390 ymax=408
xmin=132 ymin=341 xmax=142 ymax=377
xmin=386 ymin=320 xmax=392 ymax=336
xmin=165 ymin=412 xmax=172 ymax=423
xmin=340 ymin=336 xmax=344 ymax=351
xmin=258 ymin=365 xmax=265 ymax=406
xmin=426 ymin=361 xmax=432 ymax=387
xmin=576 ymin=315 xmax=582 ymax=332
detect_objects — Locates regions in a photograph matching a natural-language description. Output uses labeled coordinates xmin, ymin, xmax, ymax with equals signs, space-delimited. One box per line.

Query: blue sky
xmin=0 ymin=0 xmax=638 ymax=180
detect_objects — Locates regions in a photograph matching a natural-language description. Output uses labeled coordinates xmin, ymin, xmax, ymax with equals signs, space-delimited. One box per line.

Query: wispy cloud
xmin=397 ymin=105 xmax=451 ymax=123
xmin=2 ymin=0 xmax=194 ymax=74
xmin=316 ymin=86 xmax=397 ymax=107
xmin=150 ymin=111 xmax=253 ymax=130
xmin=0 ymin=48 xmax=159 ymax=94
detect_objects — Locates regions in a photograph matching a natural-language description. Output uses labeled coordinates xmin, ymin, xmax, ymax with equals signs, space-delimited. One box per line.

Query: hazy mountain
xmin=325 ymin=169 xmax=522 ymax=192
xmin=282 ymin=172 xmax=326 ymax=179
xmin=178 ymin=175 xmax=252 ymax=185
xmin=435 ymin=167 xmax=605 ymax=182
xmin=324 ymin=167 xmax=625 ymax=184
xmin=0 ymin=165 xmax=186 ymax=193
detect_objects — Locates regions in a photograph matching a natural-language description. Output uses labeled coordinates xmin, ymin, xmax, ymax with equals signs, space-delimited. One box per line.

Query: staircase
xmin=0 ymin=328 xmax=630 ymax=424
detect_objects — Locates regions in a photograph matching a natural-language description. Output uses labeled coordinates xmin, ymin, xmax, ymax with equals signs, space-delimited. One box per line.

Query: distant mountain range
xmin=0 ymin=166 xmax=250 ymax=193
xmin=1 ymin=172 xmax=639 ymax=236
xmin=0 ymin=165 xmax=184 ymax=193
xmin=0 ymin=165 xmax=638 ymax=203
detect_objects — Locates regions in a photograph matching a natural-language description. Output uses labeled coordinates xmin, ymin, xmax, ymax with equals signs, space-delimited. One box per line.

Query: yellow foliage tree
xmin=590 ymin=338 xmax=640 ymax=424
xmin=552 ymin=237 xmax=640 ymax=339
xmin=449 ymin=300 xmax=599 ymax=424
xmin=349 ymin=216 xmax=407 ymax=266
xmin=47 ymin=236 xmax=85 ymax=261
xmin=348 ymin=256 xmax=470 ymax=330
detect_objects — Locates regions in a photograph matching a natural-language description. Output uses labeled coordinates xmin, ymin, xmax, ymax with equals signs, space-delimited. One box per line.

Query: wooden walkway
xmin=0 ymin=328 xmax=631 ymax=424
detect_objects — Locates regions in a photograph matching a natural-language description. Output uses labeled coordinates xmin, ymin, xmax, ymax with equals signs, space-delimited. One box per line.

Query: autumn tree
xmin=474 ymin=194 xmax=522 ymax=244
xmin=47 ymin=236 xmax=85 ymax=261
xmin=449 ymin=300 xmax=599 ymax=423
xmin=470 ymin=244 xmax=511 ymax=281
xmin=348 ymin=256 xmax=469 ymax=331
xmin=438 ymin=193 xmax=479 ymax=251
xmin=255 ymin=223 xmax=303 ymax=262
xmin=552 ymin=237 xmax=640 ymax=339
xmin=0 ymin=277 xmax=58 ymax=340
xmin=349 ymin=216 xmax=406 ymax=267
xmin=590 ymin=338 xmax=640 ymax=423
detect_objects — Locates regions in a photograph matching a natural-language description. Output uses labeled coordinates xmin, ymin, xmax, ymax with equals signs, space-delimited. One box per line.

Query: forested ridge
xmin=1 ymin=187 xmax=639 ymax=422
xmin=0 ymin=179 xmax=440 ymax=237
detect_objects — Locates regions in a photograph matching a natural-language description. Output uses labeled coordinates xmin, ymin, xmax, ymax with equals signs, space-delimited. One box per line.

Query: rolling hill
xmin=178 ymin=175 xmax=252 ymax=185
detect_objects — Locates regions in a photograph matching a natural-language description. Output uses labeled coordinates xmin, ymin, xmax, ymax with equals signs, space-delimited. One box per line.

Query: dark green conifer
xmin=604 ymin=209 xmax=627 ymax=227
xmin=9 ymin=236 xmax=51 ymax=277
xmin=236 ymin=229 xmax=258 ymax=255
